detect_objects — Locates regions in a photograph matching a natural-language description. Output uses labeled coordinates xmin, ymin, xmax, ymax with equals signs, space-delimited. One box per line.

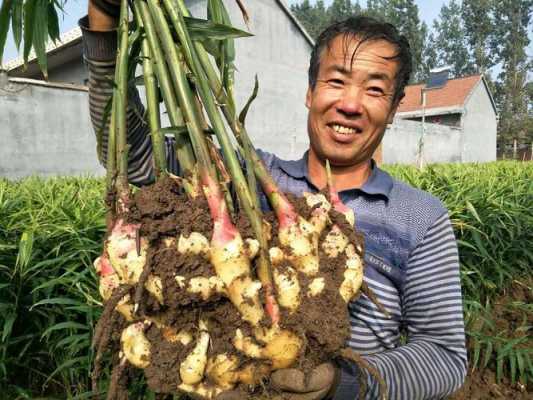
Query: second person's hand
xmin=88 ymin=0 xmax=120 ymax=31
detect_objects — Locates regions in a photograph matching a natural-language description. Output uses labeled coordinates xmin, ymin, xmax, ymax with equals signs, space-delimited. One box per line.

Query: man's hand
xmin=88 ymin=0 xmax=119 ymax=31
xmin=269 ymin=363 xmax=339 ymax=399
xmin=216 ymin=363 xmax=339 ymax=400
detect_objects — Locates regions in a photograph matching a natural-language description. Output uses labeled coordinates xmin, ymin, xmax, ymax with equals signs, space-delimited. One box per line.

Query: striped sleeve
xmin=361 ymin=213 xmax=467 ymax=400
xmin=81 ymin=17 xmax=178 ymax=186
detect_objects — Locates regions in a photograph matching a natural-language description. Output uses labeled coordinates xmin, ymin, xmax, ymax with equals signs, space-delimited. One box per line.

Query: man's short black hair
xmin=308 ymin=15 xmax=412 ymax=105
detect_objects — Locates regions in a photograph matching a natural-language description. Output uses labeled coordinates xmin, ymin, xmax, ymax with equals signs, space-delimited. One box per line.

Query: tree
xmin=362 ymin=0 xmax=427 ymax=81
xmin=290 ymin=0 xmax=329 ymax=39
xmin=421 ymin=30 xmax=439 ymax=79
xmin=431 ymin=0 xmax=475 ymax=78
xmin=461 ymin=0 xmax=496 ymax=74
xmin=492 ymin=0 xmax=533 ymax=147
xmin=328 ymin=0 xmax=354 ymax=22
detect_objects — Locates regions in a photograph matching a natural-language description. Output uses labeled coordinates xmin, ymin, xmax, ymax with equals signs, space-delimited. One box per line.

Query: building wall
xmin=383 ymin=119 xmax=462 ymax=164
xmin=0 ymin=80 xmax=103 ymax=179
xmin=47 ymin=57 xmax=88 ymax=85
xmin=461 ymin=81 xmax=497 ymax=162
xmin=185 ymin=0 xmax=313 ymax=159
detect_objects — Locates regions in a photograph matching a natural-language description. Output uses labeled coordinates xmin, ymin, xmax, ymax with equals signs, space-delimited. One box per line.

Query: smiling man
xmin=82 ymin=3 xmax=467 ymax=398
xmin=305 ymin=34 xmax=401 ymax=190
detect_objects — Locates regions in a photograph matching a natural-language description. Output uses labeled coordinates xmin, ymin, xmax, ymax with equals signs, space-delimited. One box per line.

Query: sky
xmin=3 ymin=0 xmax=447 ymax=63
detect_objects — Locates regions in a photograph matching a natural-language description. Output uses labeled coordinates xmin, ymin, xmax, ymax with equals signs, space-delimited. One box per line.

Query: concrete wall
xmin=461 ymin=80 xmax=497 ymax=162
xmin=0 ymin=79 xmax=103 ymax=179
xmin=383 ymin=119 xmax=462 ymax=164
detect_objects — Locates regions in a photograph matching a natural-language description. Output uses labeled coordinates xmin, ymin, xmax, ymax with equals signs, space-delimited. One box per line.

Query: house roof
xmin=4 ymin=27 xmax=82 ymax=71
xmin=397 ymin=74 xmax=493 ymax=116
xmin=277 ymin=0 xmax=314 ymax=46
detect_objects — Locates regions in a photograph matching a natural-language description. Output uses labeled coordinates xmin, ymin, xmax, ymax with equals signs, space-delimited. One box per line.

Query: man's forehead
xmin=318 ymin=34 xmax=400 ymax=78
xmin=323 ymin=34 xmax=399 ymax=65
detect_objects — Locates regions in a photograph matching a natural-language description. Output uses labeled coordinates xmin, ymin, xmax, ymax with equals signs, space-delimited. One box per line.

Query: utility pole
xmin=417 ymin=89 xmax=427 ymax=169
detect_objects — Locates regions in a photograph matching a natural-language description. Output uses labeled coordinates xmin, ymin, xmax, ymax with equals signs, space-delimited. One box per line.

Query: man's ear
xmin=305 ymin=86 xmax=312 ymax=109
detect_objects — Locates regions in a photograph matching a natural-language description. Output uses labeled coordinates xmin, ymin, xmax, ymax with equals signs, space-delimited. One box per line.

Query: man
xmin=82 ymin=1 xmax=467 ymax=399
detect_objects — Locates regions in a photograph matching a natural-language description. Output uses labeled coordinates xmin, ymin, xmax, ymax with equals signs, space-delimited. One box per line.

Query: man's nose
xmin=336 ymin=87 xmax=363 ymax=116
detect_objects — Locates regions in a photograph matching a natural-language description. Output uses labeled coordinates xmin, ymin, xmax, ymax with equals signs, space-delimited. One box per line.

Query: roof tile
xmin=397 ymin=75 xmax=481 ymax=113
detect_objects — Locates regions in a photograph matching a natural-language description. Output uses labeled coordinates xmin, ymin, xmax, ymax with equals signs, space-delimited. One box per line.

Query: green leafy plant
xmin=0 ymin=0 xmax=62 ymax=77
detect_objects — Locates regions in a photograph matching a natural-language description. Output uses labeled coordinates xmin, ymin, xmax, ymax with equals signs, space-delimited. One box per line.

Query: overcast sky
xmin=3 ymin=0 xmax=448 ymax=63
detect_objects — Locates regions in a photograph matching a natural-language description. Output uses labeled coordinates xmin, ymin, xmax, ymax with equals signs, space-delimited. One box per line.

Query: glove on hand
xmin=270 ymin=363 xmax=339 ymax=400
xmin=90 ymin=0 xmax=120 ymax=18
xmin=215 ymin=363 xmax=339 ymax=400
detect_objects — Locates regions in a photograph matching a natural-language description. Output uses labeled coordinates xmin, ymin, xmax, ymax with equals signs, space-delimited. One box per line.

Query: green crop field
xmin=1 ymin=161 xmax=532 ymax=399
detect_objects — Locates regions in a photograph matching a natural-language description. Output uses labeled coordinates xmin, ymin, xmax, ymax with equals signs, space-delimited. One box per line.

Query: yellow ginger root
xmin=322 ymin=225 xmax=350 ymax=258
xmin=105 ymin=220 xmax=163 ymax=303
xmin=121 ymin=321 xmax=151 ymax=368
xmin=304 ymin=192 xmax=331 ymax=233
xmin=210 ymin=234 xmax=264 ymax=326
xmin=278 ymin=216 xmax=320 ymax=276
xmin=94 ymin=256 xmax=135 ymax=321
xmin=206 ymin=354 xmax=270 ymax=390
xmin=234 ymin=326 xmax=303 ymax=369
xmin=106 ymin=220 xmax=147 ymax=284
xmin=161 ymin=326 xmax=193 ymax=346
xmin=178 ymin=232 xmax=210 ymax=257
xmin=274 ymin=193 xmax=332 ymax=279
xmin=339 ymin=243 xmax=364 ymax=303
xmin=308 ymin=277 xmax=326 ymax=297
xmin=180 ymin=319 xmax=210 ymax=385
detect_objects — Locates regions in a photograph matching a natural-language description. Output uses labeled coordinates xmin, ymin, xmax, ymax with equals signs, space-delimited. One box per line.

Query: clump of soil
xmin=97 ymin=176 xmax=365 ymax=397
xmin=449 ymin=369 xmax=532 ymax=400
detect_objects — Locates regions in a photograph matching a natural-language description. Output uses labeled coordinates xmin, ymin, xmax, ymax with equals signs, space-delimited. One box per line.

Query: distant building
xmin=382 ymin=69 xmax=498 ymax=164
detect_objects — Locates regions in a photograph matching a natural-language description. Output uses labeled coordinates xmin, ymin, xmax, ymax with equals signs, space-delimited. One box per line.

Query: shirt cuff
xmin=78 ymin=15 xmax=118 ymax=62
xmin=331 ymin=358 xmax=362 ymax=400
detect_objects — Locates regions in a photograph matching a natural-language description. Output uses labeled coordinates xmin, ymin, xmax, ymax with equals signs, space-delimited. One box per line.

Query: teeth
xmin=332 ymin=124 xmax=357 ymax=135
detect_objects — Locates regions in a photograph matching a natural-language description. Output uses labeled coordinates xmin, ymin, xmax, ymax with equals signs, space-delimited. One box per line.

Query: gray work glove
xmin=216 ymin=363 xmax=340 ymax=400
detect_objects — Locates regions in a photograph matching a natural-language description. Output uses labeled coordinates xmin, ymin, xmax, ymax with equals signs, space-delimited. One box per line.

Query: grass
xmin=0 ymin=161 xmax=531 ymax=397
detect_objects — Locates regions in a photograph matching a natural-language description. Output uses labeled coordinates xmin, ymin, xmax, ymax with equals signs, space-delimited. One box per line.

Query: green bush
xmin=0 ymin=161 xmax=531 ymax=397
xmin=0 ymin=177 xmax=106 ymax=398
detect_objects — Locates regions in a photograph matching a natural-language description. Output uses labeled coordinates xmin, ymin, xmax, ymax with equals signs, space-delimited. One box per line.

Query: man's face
xmin=306 ymin=35 xmax=400 ymax=167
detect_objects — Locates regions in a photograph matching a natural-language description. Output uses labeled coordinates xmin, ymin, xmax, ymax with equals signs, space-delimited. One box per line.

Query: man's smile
xmin=326 ymin=122 xmax=364 ymax=144
xmin=329 ymin=123 xmax=363 ymax=135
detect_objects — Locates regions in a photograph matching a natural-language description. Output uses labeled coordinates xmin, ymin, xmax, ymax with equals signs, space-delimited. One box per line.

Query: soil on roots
xmin=100 ymin=177 xmax=365 ymax=397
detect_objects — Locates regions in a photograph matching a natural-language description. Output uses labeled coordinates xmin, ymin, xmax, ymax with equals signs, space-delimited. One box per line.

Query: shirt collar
xmin=277 ymin=151 xmax=393 ymax=199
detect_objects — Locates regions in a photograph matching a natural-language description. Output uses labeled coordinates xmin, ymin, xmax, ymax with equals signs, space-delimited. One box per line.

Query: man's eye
xmin=328 ymin=79 xmax=344 ymax=86
xmin=368 ymin=86 xmax=385 ymax=95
